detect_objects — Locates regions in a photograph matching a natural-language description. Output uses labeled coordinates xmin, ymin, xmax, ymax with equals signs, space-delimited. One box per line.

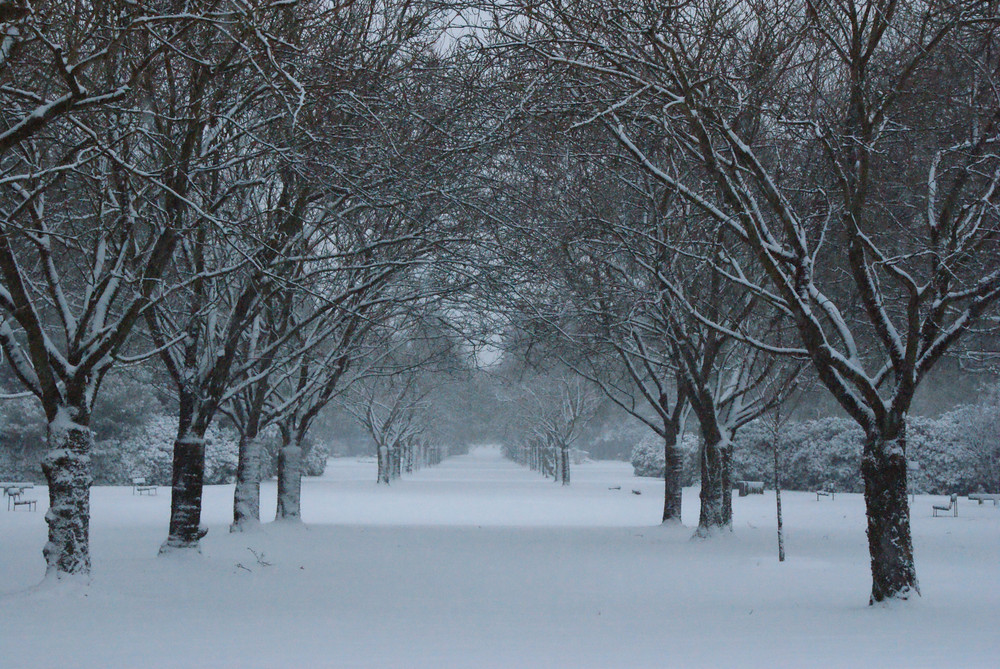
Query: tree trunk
xmin=41 ymin=413 xmax=93 ymax=578
xmin=721 ymin=440 xmax=733 ymax=526
xmin=695 ymin=434 xmax=732 ymax=537
xmin=391 ymin=446 xmax=401 ymax=479
xmin=231 ymin=434 xmax=263 ymax=532
xmin=774 ymin=444 xmax=785 ymax=562
xmin=662 ymin=427 xmax=683 ymax=524
xmin=376 ymin=445 xmax=388 ymax=483
xmin=161 ymin=434 xmax=207 ymax=552
xmin=862 ymin=428 xmax=918 ymax=602
xmin=553 ymin=441 xmax=562 ymax=482
xmin=276 ymin=445 xmax=303 ymax=521
xmin=560 ymin=445 xmax=570 ymax=486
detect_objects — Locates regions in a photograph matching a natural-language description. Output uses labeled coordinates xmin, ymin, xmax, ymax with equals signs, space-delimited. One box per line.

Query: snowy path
xmin=2 ymin=447 xmax=999 ymax=668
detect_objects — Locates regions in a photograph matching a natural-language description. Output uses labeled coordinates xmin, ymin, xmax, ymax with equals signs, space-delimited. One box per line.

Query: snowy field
xmin=2 ymin=446 xmax=998 ymax=669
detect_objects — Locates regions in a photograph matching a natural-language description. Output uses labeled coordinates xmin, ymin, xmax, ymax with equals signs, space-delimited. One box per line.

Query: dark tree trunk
xmin=662 ymin=427 xmax=683 ymax=524
xmin=560 ymin=445 xmax=570 ymax=485
xmin=41 ymin=414 xmax=93 ymax=578
xmin=721 ymin=441 xmax=733 ymax=526
xmin=161 ymin=434 xmax=207 ymax=552
xmin=862 ymin=426 xmax=918 ymax=602
xmin=774 ymin=441 xmax=785 ymax=562
xmin=391 ymin=446 xmax=401 ymax=479
xmin=696 ymin=434 xmax=732 ymax=537
xmin=231 ymin=434 xmax=263 ymax=532
xmin=276 ymin=445 xmax=303 ymax=520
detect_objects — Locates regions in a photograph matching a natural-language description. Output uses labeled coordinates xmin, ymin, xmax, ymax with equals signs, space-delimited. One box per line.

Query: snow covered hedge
xmin=629 ymin=395 xmax=1000 ymax=495
xmin=90 ymin=418 xmax=332 ymax=486
xmin=91 ymin=416 xmax=241 ymax=486
xmin=730 ymin=418 xmax=863 ymax=493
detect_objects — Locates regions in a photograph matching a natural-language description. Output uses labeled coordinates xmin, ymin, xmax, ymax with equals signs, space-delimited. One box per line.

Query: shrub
xmin=630 ymin=433 xmax=699 ymax=483
xmin=92 ymin=415 xmax=240 ymax=486
xmin=0 ymin=397 xmax=46 ymax=481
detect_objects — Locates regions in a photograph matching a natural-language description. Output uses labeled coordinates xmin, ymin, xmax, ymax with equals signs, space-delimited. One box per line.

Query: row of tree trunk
xmin=514 ymin=440 xmax=571 ymax=486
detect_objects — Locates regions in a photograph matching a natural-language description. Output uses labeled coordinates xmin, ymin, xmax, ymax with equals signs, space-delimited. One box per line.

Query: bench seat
xmin=968 ymin=493 xmax=999 ymax=506
xmin=132 ymin=478 xmax=158 ymax=495
xmin=933 ymin=494 xmax=958 ymax=517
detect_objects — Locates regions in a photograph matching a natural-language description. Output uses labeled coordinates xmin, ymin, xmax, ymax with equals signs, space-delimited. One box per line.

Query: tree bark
xmin=390 ymin=446 xmax=401 ymax=479
xmin=41 ymin=414 xmax=93 ymax=578
xmin=773 ymin=439 xmax=785 ymax=561
xmin=276 ymin=445 xmax=303 ymax=521
xmin=231 ymin=434 xmax=263 ymax=532
xmin=662 ymin=427 xmax=683 ymax=524
xmin=863 ymin=428 xmax=918 ymax=602
xmin=695 ymin=434 xmax=732 ymax=537
xmin=721 ymin=441 xmax=733 ymax=526
xmin=160 ymin=435 xmax=207 ymax=552
xmin=377 ymin=445 xmax=390 ymax=484
xmin=560 ymin=445 xmax=570 ymax=485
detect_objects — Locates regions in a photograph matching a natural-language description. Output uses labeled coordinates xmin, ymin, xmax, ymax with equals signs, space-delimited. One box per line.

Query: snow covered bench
xmin=132 ymin=477 xmax=157 ymax=496
xmin=932 ymin=494 xmax=958 ymax=517
xmin=815 ymin=489 xmax=835 ymax=501
xmin=3 ymin=483 xmax=36 ymax=511
xmin=968 ymin=493 xmax=999 ymax=506
xmin=737 ymin=481 xmax=764 ymax=496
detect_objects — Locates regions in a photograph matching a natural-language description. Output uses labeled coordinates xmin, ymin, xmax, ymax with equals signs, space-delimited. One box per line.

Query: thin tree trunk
xmin=662 ymin=427 xmax=683 ymax=524
xmin=276 ymin=444 xmax=303 ymax=521
xmin=862 ymin=427 xmax=918 ymax=602
xmin=231 ymin=434 xmax=263 ymax=532
xmin=774 ymin=444 xmax=785 ymax=562
xmin=41 ymin=412 xmax=93 ymax=578
xmin=560 ymin=445 xmax=570 ymax=486
xmin=721 ymin=440 xmax=733 ymax=526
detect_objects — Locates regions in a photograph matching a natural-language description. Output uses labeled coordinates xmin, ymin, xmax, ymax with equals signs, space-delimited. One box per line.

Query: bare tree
xmin=0 ymin=2 xmax=266 ymax=579
xmin=503 ymin=0 xmax=1000 ymax=601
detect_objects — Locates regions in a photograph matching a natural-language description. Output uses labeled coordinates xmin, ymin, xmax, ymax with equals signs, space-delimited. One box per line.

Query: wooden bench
xmin=968 ymin=493 xmax=999 ymax=506
xmin=932 ymin=494 xmax=958 ymax=517
xmin=3 ymin=483 xmax=37 ymax=511
xmin=737 ymin=481 xmax=765 ymax=496
xmin=132 ymin=477 xmax=157 ymax=496
xmin=816 ymin=490 xmax=835 ymax=501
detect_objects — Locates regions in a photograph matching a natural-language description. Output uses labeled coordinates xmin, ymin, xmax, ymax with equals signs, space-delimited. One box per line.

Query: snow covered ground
xmin=2 ymin=446 xmax=998 ymax=668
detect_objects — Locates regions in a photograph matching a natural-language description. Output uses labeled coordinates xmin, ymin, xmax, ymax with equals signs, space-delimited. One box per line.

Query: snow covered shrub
xmin=729 ymin=408 xmax=1000 ymax=495
xmin=729 ymin=421 xmax=774 ymax=484
xmin=904 ymin=414 xmax=977 ymax=494
xmin=91 ymin=415 xmax=240 ymax=485
xmin=630 ymin=433 xmax=699 ymax=483
xmin=0 ymin=396 xmax=46 ymax=481
xmin=783 ymin=418 xmax=864 ymax=492
xmin=90 ymin=372 xmax=163 ymax=442
xmin=304 ymin=439 xmax=331 ymax=476
xmin=727 ymin=417 xmax=865 ymax=492
xmin=954 ymin=384 xmax=1000 ymax=493
xmin=630 ymin=435 xmax=664 ymax=477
